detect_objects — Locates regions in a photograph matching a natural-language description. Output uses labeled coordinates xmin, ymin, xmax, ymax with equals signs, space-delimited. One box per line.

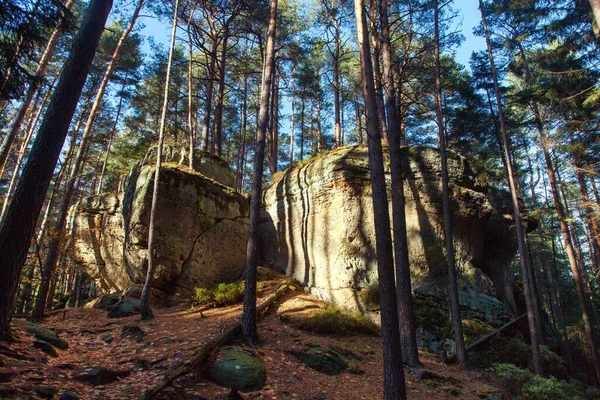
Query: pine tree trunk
xmin=200 ymin=39 xmax=218 ymax=151
xmin=378 ymin=0 xmax=420 ymax=368
xmin=479 ymin=0 xmax=544 ymax=375
xmin=0 ymin=0 xmax=113 ymax=341
xmin=354 ymin=0 xmax=406 ymax=397
xmin=187 ymin=6 xmax=197 ymax=169
xmin=368 ymin=5 xmax=387 ymax=142
xmin=0 ymin=84 xmax=47 ymax=224
xmin=213 ymin=25 xmax=229 ymax=157
xmin=139 ymin=0 xmax=180 ymax=320
xmin=543 ymin=145 xmax=600 ymax=384
xmin=31 ymin=0 xmax=145 ymax=321
xmin=242 ymin=0 xmax=278 ymax=344
xmin=0 ymin=0 xmax=74 ymax=178
xmin=434 ymin=0 xmax=468 ymax=369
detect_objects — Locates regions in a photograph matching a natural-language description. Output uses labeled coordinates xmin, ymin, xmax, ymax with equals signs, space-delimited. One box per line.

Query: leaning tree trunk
xmin=479 ymin=0 xmax=544 ymax=375
xmin=355 ymin=0 xmax=406 ymax=398
xmin=0 ymin=0 xmax=113 ymax=341
xmin=30 ymin=0 xmax=145 ymax=321
xmin=378 ymin=0 xmax=420 ymax=368
xmin=139 ymin=0 xmax=180 ymax=320
xmin=0 ymin=0 xmax=74 ymax=179
xmin=242 ymin=0 xmax=278 ymax=344
xmin=434 ymin=0 xmax=467 ymax=369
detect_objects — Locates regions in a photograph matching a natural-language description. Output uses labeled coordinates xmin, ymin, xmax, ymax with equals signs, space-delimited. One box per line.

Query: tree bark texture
xmin=378 ymin=0 xmax=420 ymax=368
xmin=479 ymin=0 xmax=544 ymax=375
xmin=242 ymin=0 xmax=278 ymax=343
xmin=355 ymin=0 xmax=406 ymax=398
xmin=140 ymin=0 xmax=180 ymax=320
xmin=0 ymin=0 xmax=113 ymax=341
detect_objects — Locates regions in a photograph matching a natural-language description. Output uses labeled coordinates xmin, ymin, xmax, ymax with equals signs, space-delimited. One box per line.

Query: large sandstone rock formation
xmin=71 ymin=146 xmax=249 ymax=298
xmin=259 ymin=145 xmax=532 ymax=321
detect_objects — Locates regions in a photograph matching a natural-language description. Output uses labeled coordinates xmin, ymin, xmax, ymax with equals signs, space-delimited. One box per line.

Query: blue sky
xmin=139 ymin=0 xmax=487 ymax=70
xmin=453 ymin=0 xmax=487 ymax=68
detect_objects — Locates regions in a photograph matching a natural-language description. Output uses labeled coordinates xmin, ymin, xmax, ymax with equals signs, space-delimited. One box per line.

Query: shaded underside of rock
xmin=70 ymin=146 xmax=249 ymax=298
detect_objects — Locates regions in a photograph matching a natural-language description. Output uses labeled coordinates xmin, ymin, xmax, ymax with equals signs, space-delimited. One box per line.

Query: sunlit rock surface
xmin=71 ymin=145 xmax=249 ymax=298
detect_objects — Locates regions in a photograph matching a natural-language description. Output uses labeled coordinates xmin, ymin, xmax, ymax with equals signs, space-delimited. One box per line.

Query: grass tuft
xmin=193 ymin=282 xmax=244 ymax=308
xmin=286 ymin=305 xmax=379 ymax=336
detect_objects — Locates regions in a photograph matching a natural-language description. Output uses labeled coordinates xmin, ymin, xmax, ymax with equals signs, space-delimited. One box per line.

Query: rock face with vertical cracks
xmin=70 ymin=146 xmax=249 ymax=299
xmin=259 ymin=145 xmax=534 ymax=322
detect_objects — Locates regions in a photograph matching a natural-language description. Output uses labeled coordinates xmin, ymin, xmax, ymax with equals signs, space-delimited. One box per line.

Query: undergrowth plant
xmin=193 ymin=282 xmax=244 ymax=308
xmin=284 ymin=305 xmax=379 ymax=335
xmin=488 ymin=363 xmax=600 ymax=400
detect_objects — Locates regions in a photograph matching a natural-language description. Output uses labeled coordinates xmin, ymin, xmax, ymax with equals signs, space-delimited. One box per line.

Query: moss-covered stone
xmin=205 ymin=347 xmax=266 ymax=392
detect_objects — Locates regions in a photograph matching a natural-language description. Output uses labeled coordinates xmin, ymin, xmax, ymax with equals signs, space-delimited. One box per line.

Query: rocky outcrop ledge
xmin=259 ymin=145 xmax=534 ymax=323
xmin=70 ymin=146 xmax=249 ymax=299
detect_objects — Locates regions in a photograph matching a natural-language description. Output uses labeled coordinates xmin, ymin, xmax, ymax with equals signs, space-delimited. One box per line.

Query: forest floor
xmin=0 ymin=277 xmax=502 ymax=400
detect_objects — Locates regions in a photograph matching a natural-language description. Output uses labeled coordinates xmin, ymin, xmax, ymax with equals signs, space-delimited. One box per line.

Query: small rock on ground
xmin=34 ymin=386 xmax=57 ymax=398
xmin=33 ymin=340 xmax=58 ymax=357
xmin=74 ymin=366 xmax=131 ymax=386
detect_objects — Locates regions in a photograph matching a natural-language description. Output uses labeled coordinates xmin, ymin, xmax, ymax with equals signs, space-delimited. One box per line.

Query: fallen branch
xmin=140 ymin=281 xmax=292 ymax=400
xmin=448 ymin=314 xmax=527 ymax=364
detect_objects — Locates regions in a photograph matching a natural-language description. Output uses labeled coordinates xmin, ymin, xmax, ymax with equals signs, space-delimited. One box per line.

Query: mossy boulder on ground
xmin=107 ymin=299 xmax=141 ymax=318
xmin=204 ymin=347 xmax=266 ymax=392
xmin=289 ymin=345 xmax=348 ymax=376
xmin=16 ymin=320 xmax=68 ymax=350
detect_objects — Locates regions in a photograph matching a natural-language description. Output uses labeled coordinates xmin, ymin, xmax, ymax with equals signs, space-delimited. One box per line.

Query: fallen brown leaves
xmin=0 ymin=280 xmax=499 ymax=400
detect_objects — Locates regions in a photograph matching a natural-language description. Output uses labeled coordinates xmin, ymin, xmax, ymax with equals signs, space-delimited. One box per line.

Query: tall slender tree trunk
xmin=200 ymin=39 xmax=218 ymax=151
xmin=0 ymin=0 xmax=113 ymax=341
xmin=96 ymin=81 xmax=126 ymax=195
xmin=289 ymin=81 xmax=295 ymax=166
xmin=236 ymin=74 xmax=248 ymax=191
xmin=479 ymin=0 xmax=544 ymax=375
xmin=332 ymin=6 xmax=342 ymax=148
xmin=268 ymin=72 xmax=279 ymax=174
xmin=368 ymin=4 xmax=387 ymax=142
xmin=242 ymin=0 xmax=278 ymax=343
xmin=213 ymin=24 xmax=229 ymax=157
xmin=187 ymin=5 xmax=197 ymax=169
xmin=139 ymin=0 xmax=180 ymax=320
xmin=300 ymin=97 xmax=305 ymax=160
xmin=355 ymin=0 xmax=406 ymax=397
xmin=378 ymin=0 xmax=419 ymax=368
xmin=31 ymin=0 xmax=145 ymax=321
xmin=570 ymin=131 xmax=600 ymax=272
xmin=0 ymin=82 xmax=49 ymax=224
xmin=543 ymin=144 xmax=600 ymax=384
xmin=434 ymin=0 xmax=467 ymax=369
xmin=0 ymin=0 xmax=74 ymax=179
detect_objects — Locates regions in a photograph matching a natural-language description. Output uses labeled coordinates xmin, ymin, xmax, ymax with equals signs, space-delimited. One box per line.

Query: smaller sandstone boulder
xmin=23 ymin=323 xmax=68 ymax=350
xmin=205 ymin=347 xmax=266 ymax=392
xmin=60 ymin=391 xmax=80 ymax=400
xmin=33 ymin=340 xmax=58 ymax=357
xmin=35 ymin=386 xmax=57 ymax=398
xmin=85 ymin=292 xmax=121 ymax=310
xmin=74 ymin=366 xmax=130 ymax=386
xmin=107 ymin=299 xmax=141 ymax=318
xmin=289 ymin=346 xmax=347 ymax=376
